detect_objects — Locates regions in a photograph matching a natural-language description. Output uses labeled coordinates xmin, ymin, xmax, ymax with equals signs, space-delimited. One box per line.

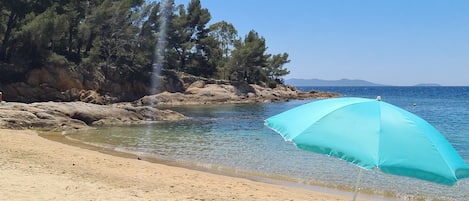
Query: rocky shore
xmin=0 ymin=101 xmax=186 ymax=131
xmin=135 ymin=81 xmax=338 ymax=106
xmin=0 ymin=77 xmax=339 ymax=131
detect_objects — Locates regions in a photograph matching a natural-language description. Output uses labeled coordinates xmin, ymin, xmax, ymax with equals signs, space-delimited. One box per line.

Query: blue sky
xmin=173 ymin=0 xmax=469 ymax=86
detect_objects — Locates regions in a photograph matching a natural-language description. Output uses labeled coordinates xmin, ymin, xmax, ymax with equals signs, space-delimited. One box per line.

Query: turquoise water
xmin=65 ymin=87 xmax=469 ymax=201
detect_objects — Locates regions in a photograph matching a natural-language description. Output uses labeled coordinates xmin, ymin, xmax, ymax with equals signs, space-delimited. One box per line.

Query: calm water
xmin=65 ymin=86 xmax=469 ymax=201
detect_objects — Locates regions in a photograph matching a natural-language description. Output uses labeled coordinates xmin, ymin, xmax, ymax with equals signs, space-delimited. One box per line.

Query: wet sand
xmin=0 ymin=129 xmax=368 ymax=200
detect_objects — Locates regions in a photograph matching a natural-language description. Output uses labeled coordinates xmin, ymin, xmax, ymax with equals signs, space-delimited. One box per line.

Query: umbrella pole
xmin=352 ymin=168 xmax=363 ymax=201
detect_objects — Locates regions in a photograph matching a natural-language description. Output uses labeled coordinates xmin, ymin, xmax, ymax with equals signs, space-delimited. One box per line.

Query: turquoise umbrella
xmin=265 ymin=97 xmax=469 ymax=199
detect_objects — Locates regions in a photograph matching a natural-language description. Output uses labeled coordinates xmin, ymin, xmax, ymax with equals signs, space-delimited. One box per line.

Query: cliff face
xmin=0 ymin=63 xmax=183 ymax=104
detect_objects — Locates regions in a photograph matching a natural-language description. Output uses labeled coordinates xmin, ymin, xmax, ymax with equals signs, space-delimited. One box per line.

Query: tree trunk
xmin=84 ymin=33 xmax=95 ymax=57
xmin=0 ymin=12 xmax=18 ymax=62
xmin=68 ymin=24 xmax=74 ymax=55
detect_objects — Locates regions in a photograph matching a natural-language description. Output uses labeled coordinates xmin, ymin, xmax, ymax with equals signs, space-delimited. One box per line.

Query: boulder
xmin=0 ymin=102 xmax=186 ymax=131
xmin=79 ymin=90 xmax=106 ymax=104
xmin=134 ymin=82 xmax=339 ymax=106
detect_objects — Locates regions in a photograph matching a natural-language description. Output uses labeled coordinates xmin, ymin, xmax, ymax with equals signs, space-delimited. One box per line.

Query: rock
xmin=1 ymin=63 xmax=340 ymax=131
xmin=1 ymin=62 xmax=338 ymax=105
xmin=79 ymin=90 xmax=105 ymax=104
xmin=0 ymin=102 xmax=87 ymax=130
xmin=189 ymin=80 xmax=206 ymax=88
xmin=26 ymin=67 xmax=83 ymax=90
xmin=1 ymin=64 xmax=84 ymax=103
xmin=0 ymin=102 xmax=186 ymax=131
xmin=134 ymin=82 xmax=339 ymax=106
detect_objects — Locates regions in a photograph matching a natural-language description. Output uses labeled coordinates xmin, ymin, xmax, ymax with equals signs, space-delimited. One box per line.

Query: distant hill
xmin=285 ymin=78 xmax=385 ymax=87
xmin=414 ymin=83 xmax=441 ymax=87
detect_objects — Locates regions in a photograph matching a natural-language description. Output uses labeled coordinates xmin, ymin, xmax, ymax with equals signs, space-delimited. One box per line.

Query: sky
xmin=172 ymin=0 xmax=469 ymax=86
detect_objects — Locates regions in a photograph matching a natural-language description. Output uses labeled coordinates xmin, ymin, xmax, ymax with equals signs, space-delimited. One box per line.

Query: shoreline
xmin=0 ymin=128 xmax=372 ymax=201
xmin=43 ymin=130 xmax=400 ymax=201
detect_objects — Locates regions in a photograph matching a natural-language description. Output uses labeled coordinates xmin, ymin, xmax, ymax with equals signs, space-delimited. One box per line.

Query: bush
xmin=47 ymin=53 xmax=69 ymax=66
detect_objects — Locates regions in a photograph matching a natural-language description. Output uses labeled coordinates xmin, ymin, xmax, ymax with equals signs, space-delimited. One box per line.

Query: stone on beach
xmin=0 ymin=102 xmax=185 ymax=131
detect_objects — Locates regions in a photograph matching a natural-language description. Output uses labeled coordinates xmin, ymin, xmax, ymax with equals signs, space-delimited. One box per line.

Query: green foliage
xmin=227 ymin=30 xmax=270 ymax=83
xmin=47 ymin=52 xmax=69 ymax=66
xmin=165 ymin=0 xmax=214 ymax=77
xmin=265 ymin=53 xmax=290 ymax=84
xmin=0 ymin=0 xmax=291 ymax=88
xmin=14 ymin=4 xmax=70 ymax=66
xmin=208 ymin=21 xmax=238 ymax=80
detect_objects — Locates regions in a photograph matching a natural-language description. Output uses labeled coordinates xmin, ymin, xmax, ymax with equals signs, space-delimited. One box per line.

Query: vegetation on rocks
xmin=0 ymin=0 xmax=340 ymax=130
xmin=0 ymin=0 xmax=292 ymax=103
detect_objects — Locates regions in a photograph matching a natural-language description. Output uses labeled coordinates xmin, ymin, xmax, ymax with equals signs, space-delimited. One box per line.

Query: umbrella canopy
xmin=265 ymin=97 xmax=469 ymax=186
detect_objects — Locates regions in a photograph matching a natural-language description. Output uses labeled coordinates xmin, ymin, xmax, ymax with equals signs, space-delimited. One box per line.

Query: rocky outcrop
xmin=0 ymin=63 xmax=340 ymax=131
xmin=0 ymin=63 xmax=184 ymax=103
xmin=135 ymin=81 xmax=339 ymax=106
xmin=0 ymin=102 xmax=185 ymax=131
xmin=0 ymin=63 xmax=338 ymax=105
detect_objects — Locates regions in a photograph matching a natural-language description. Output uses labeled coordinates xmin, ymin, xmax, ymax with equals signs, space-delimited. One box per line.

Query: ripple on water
xmin=66 ymin=87 xmax=469 ymax=201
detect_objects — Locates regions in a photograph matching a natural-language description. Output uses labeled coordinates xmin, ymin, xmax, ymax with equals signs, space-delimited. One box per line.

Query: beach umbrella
xmin=265 ymin=97 xmax=469 ymax=200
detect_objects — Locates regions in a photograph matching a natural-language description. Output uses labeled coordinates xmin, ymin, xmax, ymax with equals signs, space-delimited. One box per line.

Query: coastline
xmin=0 ymin=129 xmax=366 ymax=201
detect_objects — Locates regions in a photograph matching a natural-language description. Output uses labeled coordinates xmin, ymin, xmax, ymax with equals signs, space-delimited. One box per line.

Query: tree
xmin=0 ymin=0 xmax=42 ymax=62
xmin=17 ymin=4 xmax=68 ymax=66
xmin=84 ymin=0 xmax=146 ymax=70
xmin=77 ymin=0 xmax=102 ymax=58
xmin=208 ymin=21 xmax=238 ymax=58
xmin=136 ymin=1 xmax=163 ymax=68
xmin=227 ymin=30 xmax=269 ymax=83
xmin=265 ymin=53 xmax=290 ymax=84
xmin=165 ymin=4 xmax=191 ymax=71
xmin=208 ymin=21 xmax=238 ymax=79
xmin=185 ymin=0 xmax=213 ymax=76
xmin=59 ymin=0 xmax=87 ymax=63
xmin=165 ymin=0 xmax=213 ymax=77
xmin=0 ymin=0 xmax=292 ymax=93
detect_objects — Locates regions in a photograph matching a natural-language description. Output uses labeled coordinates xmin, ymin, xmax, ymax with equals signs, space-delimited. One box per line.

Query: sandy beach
xmin=0 ymin=129 xmax=367 ymax=201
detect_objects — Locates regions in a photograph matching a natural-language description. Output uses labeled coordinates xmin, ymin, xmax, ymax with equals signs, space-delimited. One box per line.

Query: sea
xmin=63 ymin=86 xmax=469 ymax=201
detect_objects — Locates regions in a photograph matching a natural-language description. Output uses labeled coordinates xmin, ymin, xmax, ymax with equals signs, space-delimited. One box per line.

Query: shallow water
xmin=65 ymin=87 xmax=469 ymax=201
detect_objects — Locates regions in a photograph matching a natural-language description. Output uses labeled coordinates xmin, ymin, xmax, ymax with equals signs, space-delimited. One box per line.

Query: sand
xmin=0 ymin=129 xmax=367 ymax=201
